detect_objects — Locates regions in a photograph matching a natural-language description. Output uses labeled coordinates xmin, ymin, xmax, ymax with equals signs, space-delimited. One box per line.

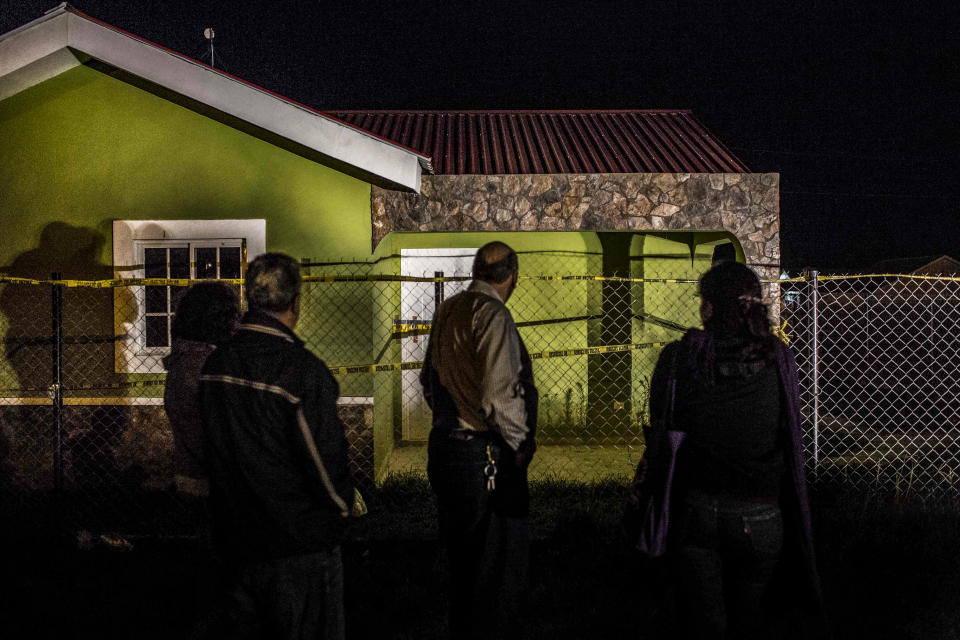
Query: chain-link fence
xmin=2 ymin=261 xmax=959 ymax=537
xmin=781 ymin=272 xmax=960 ymax=497
xmin=297 ymin=251 xmax=702 ymax=486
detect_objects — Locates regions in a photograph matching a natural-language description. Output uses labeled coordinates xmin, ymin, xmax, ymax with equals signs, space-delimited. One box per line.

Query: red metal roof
xmin=327 ymin=110 xmax=749 ymax=175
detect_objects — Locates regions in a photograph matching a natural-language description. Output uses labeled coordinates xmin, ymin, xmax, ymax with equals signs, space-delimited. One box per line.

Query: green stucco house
xmin=1 ymin=6 xmax=781 ymax=514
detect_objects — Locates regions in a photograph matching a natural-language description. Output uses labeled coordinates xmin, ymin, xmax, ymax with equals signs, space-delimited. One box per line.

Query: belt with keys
xmin=484 ymin=444 xmax=497 ymax=492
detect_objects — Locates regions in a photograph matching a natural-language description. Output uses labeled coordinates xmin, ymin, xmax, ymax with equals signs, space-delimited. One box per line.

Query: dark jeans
xmin=210 ymin=547 xmax=344 ymax=640
xmin=674 ymin=491 xmax=783 ymax=640
xmin=428 ymin=428 xmax=530 ymax=640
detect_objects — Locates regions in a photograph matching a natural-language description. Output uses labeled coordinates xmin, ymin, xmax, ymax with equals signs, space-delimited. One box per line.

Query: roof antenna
xmin=203 ymin=27 xmax=215 ymax=68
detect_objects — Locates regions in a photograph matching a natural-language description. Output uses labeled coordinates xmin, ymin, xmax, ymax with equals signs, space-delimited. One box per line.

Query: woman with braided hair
xmin=644 ymin=260 xmax=825 ymax=638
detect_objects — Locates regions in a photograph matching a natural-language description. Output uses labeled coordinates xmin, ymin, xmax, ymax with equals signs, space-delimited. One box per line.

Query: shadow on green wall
xmin=0 ymin=222 xmax=143 ymax=500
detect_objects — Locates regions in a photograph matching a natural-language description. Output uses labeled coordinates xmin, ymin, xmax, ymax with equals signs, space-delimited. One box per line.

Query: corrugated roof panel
xmin=660 ymin=113 xmax=705 ymax=171
xmin=592 ymin=115 xmax=630 ymax=173
xmin=458 ymin=113 xmax=468 ymax=174
xmin=554 ymin=115 xmax=587 ymax=173
xmin=632 ymin=113 xmax=685 ymax=172
xmin=545 ymin=114 xmax=578 ymax=173
xmin=605 ymin=114 xmax=648 ymax=171
xmin=327 ymin=110 xmax=749 ymax=175
xmin=617 ymin=114 xmax=659 ymax=172
xmin=592 ymin=115 xmax=625 ymax=172
xmin=529 ymin=115 xmax=560 ymax=173
xmin=685 ymin=115 xmax=744 ymax=172
xmin=512 ymin=116 xmax=533 ymax=174
xmin=517 ymin=115 xmax=541 ymax=173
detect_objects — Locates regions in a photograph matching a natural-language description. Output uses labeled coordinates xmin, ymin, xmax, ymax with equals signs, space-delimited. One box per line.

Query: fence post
xmin=808 ymin=269 xmax=820 ymax=472
xmin=434 ymin=271 xmax=445 ymax=307
xmin=50 ymin=272 xmax=64 ymax=494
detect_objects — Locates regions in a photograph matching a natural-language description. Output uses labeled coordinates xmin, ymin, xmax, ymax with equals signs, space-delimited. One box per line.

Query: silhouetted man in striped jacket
xmin=200 ymin=252 xmax=353 ymax=640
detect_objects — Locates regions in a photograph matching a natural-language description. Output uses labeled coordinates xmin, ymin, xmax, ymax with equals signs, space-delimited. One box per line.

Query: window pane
xmin=144 ymin=248 xmax=167 ymax=278
xmin=145 ymin=315 xmax=169 ymax=347
xmin=169 ymin=248 xmax=190 ymax=279
xmin=220 ymin=247 xmax=241 ymax=279
xmin=145 ymin=285 xmax=167 ymax=313
xmin=196 ymin=247 xmax=217 ymax=279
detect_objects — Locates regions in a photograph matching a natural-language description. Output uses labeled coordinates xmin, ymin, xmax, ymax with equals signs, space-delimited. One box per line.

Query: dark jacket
xmin=650 ymin=330 xmax=825 ymax=630
xmin=162 ymin=338 xmax=215 ymax=494
xmin=199 ymin=311 xmax=354 ymax=563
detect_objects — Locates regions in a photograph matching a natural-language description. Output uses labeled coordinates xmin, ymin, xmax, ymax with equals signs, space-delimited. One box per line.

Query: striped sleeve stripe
xmin=199 ymin=373 xmax=350 ymax=516
xmin=238 ymin=323 xmax=296 ymax=343
xmin=296 ymin=407 xmax=350 ymax=517
xmin=199 ymin=374 xmax=301 ymax=404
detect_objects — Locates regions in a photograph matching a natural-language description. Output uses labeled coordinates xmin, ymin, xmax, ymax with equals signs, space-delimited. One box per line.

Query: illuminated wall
xmin=0 ymin=63 xmax=381 ymax=489
xmin=368 ymin=230 xmax=741 ymax=476
xmin=0 ymin=62 xmax=765 ymax=485
xmin=0 ymin=64 xmax=373 ymax=393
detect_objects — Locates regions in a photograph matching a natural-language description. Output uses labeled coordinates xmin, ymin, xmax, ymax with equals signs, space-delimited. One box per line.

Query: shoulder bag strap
xmin=665 ymin=344 xmax=681 ymax=434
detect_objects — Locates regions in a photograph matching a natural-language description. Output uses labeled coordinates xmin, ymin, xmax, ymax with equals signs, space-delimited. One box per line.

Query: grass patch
xmin=352 ymin=479 xmax=960 ymax=638
xmin=352 ymin=472 xmax=437 ymax=540
xmin=353 ymin=472 xmax=630 ymax=541
xmin=814 ymin=491 xmax=960 ymax=639
xmin=5 ymin=482 xmax=960 ymax=638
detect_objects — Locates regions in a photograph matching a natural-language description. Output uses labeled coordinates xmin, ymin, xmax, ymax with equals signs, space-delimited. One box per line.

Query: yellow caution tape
xmin=332 ymin=361 xmax=425 ymax=375
xmin=0 ymin=276 xmax=47 ymax=286
xmin=812 ymin=273 xmax=960 ymax=282
xmin=393 ymin=323 xmax=432 ymax=334
xmin=528 ymin=340 xmax=670 ymax=360
xmin=326 ymin=340 xmax=671 ymax=376
xmin=0 ymin=379 xmax=167 ymax=395
xmin=0 ymin=276 xmax=243 ymax=288
xmin=3 ymin=273 xmax=958 ymax=287
xmin=79 ymin=278 xmax=245 ymax=288
xmin=65 ymin=379 xmax=169 ymax=391
xmin=304 ymin=274 xmax=469 ymax=283
xmin=776 ymin=319 xmax=792 ymax=345
xmin=776 ymin=273 xmax=960 ymax=283
xmin=352 ymin=489 xmax=368 ymax=517
xmin=0 ymin=274 xmax=748 ymax=286
xmin=309 ymin=275 xmax=695 ymax=284
xmin=0 ymin=339 xmax=676 ymax=393
xmin=40 ymin=338 xmax=673 ymax=383
xmin=519 ymin=275 xmax=698 ymax=283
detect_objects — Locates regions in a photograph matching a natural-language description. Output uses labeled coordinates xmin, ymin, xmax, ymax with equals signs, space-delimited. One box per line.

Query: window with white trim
xmin=140 ymin=240 xmax=244 ymax=349
xmin=113 ymin=220 xmax=266 ymax=373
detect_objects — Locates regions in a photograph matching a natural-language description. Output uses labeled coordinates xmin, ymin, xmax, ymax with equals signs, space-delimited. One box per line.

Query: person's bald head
xmin=473 ymin=241 xmax=518 ymax=284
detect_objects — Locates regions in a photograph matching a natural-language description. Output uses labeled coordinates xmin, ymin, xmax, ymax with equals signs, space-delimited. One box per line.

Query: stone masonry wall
xmin=372 ymin=173 xmax=780 ymax=282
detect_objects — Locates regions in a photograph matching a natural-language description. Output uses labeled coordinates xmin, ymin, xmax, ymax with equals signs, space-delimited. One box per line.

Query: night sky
xmin=2 ymin=0 xmax=957 ymax=271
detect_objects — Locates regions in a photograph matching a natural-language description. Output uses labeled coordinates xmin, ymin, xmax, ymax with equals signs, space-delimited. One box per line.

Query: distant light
xmin=203 ymin=27 xmax=215 ymax=40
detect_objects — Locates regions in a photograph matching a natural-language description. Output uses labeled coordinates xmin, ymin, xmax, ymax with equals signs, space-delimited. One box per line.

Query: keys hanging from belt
xmin=484 ymin=444 xmax=497 ymax=492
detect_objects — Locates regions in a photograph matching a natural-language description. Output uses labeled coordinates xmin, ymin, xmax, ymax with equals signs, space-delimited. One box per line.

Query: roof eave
xmin=0 ymin=5 xmax=425 ymax=192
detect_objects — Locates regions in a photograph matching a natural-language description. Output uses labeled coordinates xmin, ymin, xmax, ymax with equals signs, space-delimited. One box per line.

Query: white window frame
xmin=137 ymin=238 xmax=244 ymax=353
xmin=113 ymin=220 xmax=266 ymax=374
